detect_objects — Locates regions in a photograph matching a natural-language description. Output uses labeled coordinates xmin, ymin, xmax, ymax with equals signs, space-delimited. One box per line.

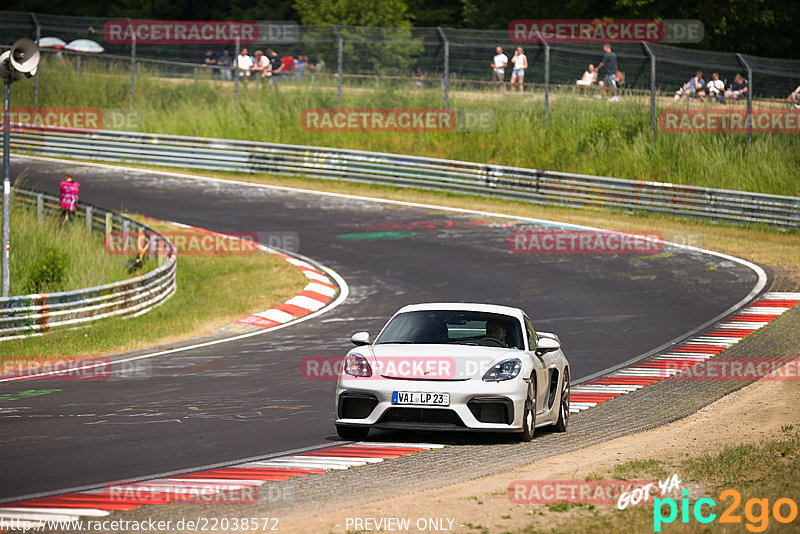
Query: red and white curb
xmin=568 ymin=292 xmax=800 ymax=413
xmin=235 ymin=254 xmax=338 ymax=330
xmin=159 ymin=220 xmax=341 ymax=332
xmin=0 ymin=443 xmax=443 ymax=527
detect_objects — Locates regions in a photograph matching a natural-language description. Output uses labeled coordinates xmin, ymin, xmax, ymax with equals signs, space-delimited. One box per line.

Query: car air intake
xmin=338 ymin=392 xmax=379 ymax=419
xmin=467 ymin=397 xmax=513 ymax=424
xmin=379 ymin=408 xmax=465 ymax=426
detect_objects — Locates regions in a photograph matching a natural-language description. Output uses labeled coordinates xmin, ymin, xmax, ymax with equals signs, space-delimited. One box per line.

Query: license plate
xmin=392 ymin=391 xmax=449 ymax=406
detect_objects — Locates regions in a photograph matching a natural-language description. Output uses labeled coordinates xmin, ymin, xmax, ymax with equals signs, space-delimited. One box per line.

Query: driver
xmin=481 ymin=321 xmax=507 ymax=347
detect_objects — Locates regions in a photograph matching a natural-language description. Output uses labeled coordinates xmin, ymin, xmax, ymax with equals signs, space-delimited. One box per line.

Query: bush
xmin=24 ymin=247 xmax=70 ymax=295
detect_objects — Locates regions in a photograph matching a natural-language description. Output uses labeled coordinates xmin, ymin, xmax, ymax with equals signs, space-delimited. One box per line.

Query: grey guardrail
xmin=8 ymin=126 xmax=800 ymax=229
xmin=0 ymin=188 xmax=177 ymax=341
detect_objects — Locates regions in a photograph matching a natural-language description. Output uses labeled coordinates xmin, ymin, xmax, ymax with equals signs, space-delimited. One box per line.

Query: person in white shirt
xmin=236 ymin=48 xmax=254 ymax=78
xmin=509 ymin=47 xmax=527 ymax=92
xmin=707 ymin=72 xmax=724 ymax=103
xmin=576 ymin=64 xmax=597 ymax=95
xmin=491 ymin=46 xmax=508 ymax=93
xmin=251 ymin=50 xmax=272 ymax=81
xmin=786 ymin=85 xmax=800 ymax=108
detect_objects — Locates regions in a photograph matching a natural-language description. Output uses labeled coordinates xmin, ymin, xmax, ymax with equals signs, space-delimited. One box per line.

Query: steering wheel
xmin=479 ymin=337 xmax=506 ymax=347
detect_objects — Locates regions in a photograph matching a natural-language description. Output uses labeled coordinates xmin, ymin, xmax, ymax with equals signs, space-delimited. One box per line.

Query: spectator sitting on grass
xmin=218 ymin=50 xmax=232 ymax=80
xmin=252 ymin=50 xmax=271 ymax=79
xmin=707 ymin=72 xmax=725 ymax=103
xmin=281 ymin=55 xmax=295 ymax=77
xmin=674 ymin=70 xmax=706 ymax=101
xmin=236 ymin=48 xmax=254 ymax=78
xmin=296 ymin=56 xmax=307 ymax=76
xmin=575 ymin=64 xmax=597 ymax=95
xmin=724 ymin=73 xmax=748 ymax=103
xmin=786 ymin=85 xmax=800 ymax=108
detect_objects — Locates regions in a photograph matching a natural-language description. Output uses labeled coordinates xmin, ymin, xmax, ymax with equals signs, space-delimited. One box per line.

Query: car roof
xmin=396 ymin=302 xmax=525 ymax=319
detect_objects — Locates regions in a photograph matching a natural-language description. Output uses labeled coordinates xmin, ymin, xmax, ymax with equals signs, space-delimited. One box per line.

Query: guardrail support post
xmin=85 ymin=205 xmax=92 ymax=232
xmin=149 ymin=235 xmax=158 ymax=260
xmin=105 ymin=212 xmax=113 ymax=235
xmin=436 ymin=27 xmax=449 ymax=109
xmin=37 ymin=193 xmax=44 ymax=225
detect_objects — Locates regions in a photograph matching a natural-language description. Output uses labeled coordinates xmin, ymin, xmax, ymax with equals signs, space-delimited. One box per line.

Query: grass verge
xmin=518 ymin=427 xmax=800 ymax=533
xmin=10 ymin=60 xmax=800 ymax=196
xmin=0 ymin=217 xmax=308 ymax=359
xmin=8 ymin=202 xmax=140 ymax=295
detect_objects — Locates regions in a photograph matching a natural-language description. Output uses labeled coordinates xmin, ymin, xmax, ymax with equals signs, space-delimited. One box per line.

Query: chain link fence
xmin=2 ymin=11 xmax=799 ymax=135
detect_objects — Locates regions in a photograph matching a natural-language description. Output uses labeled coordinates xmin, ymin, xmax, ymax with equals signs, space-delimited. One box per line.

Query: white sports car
xmin=335 ymin=303 xmax=570 ymax=441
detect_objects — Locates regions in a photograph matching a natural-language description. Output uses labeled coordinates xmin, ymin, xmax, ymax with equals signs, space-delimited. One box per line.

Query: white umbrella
xmin=38 ymin=37 xmax=67 ymax=49
xmin=65 ymin=39 xmax=104 ymax=53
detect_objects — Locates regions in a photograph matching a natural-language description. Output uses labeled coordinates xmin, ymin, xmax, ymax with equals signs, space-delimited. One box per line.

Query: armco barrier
xmin=8 ymin=126 xmax=800 ymax=229
xmin=0 ymin=188 xmax=177 ymax=341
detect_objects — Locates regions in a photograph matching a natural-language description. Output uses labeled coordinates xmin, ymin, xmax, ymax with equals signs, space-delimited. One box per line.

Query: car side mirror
xmin=351 ymin=331 xmax=371 ymax=346
xmin=534 ymin=336 xmax=560 ymax=356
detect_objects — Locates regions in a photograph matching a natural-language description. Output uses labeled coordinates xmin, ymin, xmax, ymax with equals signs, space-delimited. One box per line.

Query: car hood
xmin=364 ymin=343 xmax=523 ymax=381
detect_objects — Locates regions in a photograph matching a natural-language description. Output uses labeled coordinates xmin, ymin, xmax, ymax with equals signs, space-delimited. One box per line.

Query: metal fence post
xmin=737 ymin=53 xmax=753 ymax=143
xmin=642 ymin=42 xmax=656 ymax=140
xmin=332 ymin=25 xmax=343 ymax=106
xmin=30 ymin=13 xmax=40 ymax=106
xmin=85 ymin=205 xmax=92 ymax=232
xmin=37 ymin=193 xmax=43 ymax=225
xmin=128 ymin=18 xmax=136 ymax=106
xmin=437 ymin=27 xmax=449 ymax=109
xmin=105 ymin=212 xmax=113 ymax=235
xmin=234 ymin=38 xmax=240 ymax=106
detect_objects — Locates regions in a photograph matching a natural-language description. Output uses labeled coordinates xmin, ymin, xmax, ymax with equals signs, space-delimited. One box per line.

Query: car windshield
xmin=374 ymin=310 xmax=524 ymax=350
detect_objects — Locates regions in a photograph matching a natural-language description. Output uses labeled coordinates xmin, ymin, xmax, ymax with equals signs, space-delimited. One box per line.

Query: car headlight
xmin=482 ymin=358 xmax=522 ymax=381
xmin=344 ymin=353 xmax=372 ymax=377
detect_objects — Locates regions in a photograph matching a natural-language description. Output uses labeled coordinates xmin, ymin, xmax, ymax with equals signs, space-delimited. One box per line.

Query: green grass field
xmin=8 ymin=202 xmax=137 ymax=295
xmin=1 ymin=216 xmax=308 ymax=358
xmin=10 ymin=57 xmax=800 ymax=196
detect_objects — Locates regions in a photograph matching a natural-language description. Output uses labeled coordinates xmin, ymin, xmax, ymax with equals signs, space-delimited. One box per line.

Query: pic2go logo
xmin=654 ymin=489 xmax=799 ymax=532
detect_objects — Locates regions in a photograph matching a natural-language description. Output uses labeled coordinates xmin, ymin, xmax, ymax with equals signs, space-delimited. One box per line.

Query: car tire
xmin=336 ymin=424 xmax=370 ymax=440
xmin=519 ymin=376 xmax=536 ymax=442
xmin=553 ymin=368 xmax=569 ymax=433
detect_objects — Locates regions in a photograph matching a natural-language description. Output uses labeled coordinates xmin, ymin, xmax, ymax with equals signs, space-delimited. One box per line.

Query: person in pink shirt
xmin=59 ymin=173 xmax=80 ymax=222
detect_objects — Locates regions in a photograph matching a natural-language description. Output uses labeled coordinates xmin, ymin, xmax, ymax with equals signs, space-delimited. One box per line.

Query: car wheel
xmin=519 ymin=376 xmax=536 ymax=442
xmin=553 ymin=369 xmax=569 ymax=433
xmin=336 ymin=424 xmax=370 ymax=440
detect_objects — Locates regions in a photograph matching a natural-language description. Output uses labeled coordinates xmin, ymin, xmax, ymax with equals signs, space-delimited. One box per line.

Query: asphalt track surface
xmin=0 ymin=157 xmax=762 ymax=501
